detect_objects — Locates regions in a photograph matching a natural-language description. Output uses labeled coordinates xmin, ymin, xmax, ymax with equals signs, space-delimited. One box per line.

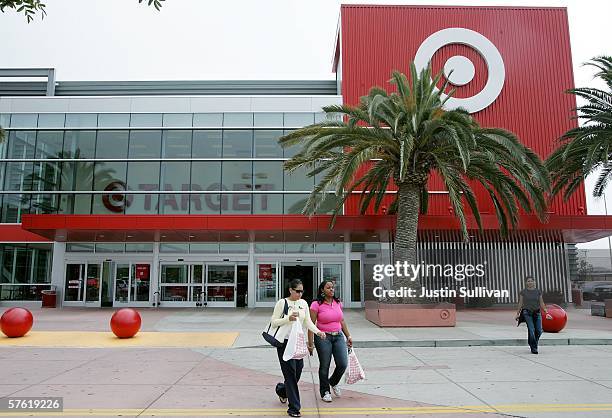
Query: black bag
xmin=262 ymin=299 xmax=289 ymax=348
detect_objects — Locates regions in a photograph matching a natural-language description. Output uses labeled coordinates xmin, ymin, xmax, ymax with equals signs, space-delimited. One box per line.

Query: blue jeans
xmin=314 ymin=332 xmax=348 ymax=397
xmin=522 ymin=309 xmax=542 ymax=351
xmin=276 ymin=339 xmax=303 ymax=415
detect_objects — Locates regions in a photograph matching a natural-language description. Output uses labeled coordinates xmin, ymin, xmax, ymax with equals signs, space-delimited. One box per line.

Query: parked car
xmin=579 ymin=281 xmax=612 ymax=301
xmin=592 ymin=285 xmax=612 ymax=302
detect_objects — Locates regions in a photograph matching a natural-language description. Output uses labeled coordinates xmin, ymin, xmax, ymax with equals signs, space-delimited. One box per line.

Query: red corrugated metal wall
xmin=340 ymin=5 xmax=585 ymax=218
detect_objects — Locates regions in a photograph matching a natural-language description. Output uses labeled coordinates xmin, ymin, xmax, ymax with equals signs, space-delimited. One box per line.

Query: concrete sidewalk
xmin=1 ymin=306 xmax=612 ymax=417
xmin=1 ymin=306 xmax=611 ymax=348
xmin=1 ymin=345 xmax=612 ymax=417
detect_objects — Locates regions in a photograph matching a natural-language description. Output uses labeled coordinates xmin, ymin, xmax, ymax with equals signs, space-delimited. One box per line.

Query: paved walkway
xmin=1 ymin=345 xmax=612 ymax=417
xmin=1 ymin=306 xmax=611 ymax=417
xmin=5 ymin=306 xmax=610 ymax=348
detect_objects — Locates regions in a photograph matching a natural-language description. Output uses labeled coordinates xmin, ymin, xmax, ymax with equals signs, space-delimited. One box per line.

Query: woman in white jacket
xmin=271 ymin=278 xmax=326 ymax=417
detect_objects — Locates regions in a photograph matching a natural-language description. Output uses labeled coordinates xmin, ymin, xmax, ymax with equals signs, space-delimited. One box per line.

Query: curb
xmin=236 ymin=339 xmax=612 ymax=349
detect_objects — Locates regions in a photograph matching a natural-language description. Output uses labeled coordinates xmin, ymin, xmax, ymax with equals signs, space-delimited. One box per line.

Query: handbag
xmin=345 ymin=347 xmax=366 ymax=384
xmin=262 ymin=299 xmax=288 ymax=348
xmin=282 ymin=320 xmax=309 ymax=361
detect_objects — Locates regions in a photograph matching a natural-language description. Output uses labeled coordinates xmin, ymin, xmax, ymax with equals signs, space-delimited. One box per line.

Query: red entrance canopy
xmin=13 ymin=214 xmax=612 ymax=243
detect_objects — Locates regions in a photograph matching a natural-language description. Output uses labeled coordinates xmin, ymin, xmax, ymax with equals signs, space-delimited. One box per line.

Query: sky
xmin=1 ymin=0 xmax=611 ymax=248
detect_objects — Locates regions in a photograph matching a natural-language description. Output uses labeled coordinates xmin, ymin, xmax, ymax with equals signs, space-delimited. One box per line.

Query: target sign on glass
xmin=102 ymin=181 xmax=133 ymax=213
xmin=414 ymin=28 xmax=505 ymax=113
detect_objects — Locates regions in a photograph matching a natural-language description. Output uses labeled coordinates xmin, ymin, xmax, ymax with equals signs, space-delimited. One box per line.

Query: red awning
xmin=15 ymin=214 xmax=612 ymax=243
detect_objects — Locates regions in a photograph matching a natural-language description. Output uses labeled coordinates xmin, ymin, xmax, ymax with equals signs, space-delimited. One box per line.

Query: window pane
xmin=284 ymin=113 xmax=314 ymax=127
xmin=30 ymin=193 xmax=60 ymax=214
xmin=66 ymin=243 xmax=94 ymax=252
xmin=1 ymin=195 xmax=29 ymax=222
xmin=128 ymin=130 xmax=161 ymax=158
xmin=4 ymin=131 xmax=36 ymax=191
xmin=316 ymin=243 xmax=344 ymax=253
xmin=160 ymin=244 xmax=189 ymax=254
xmin=254 ymin=113 xmax=283 ymax=127
xmin=253 ymin=194 xmax=282 ymax=214
xmin=254 ymin=130 xmax=283 ymax=157
xmin=10 ymin=114 xmax=38 ymax=128
xmin=255 ymin=243 xmax=284 ymax=253
xmin=162 ymin=130 xmax=192 ymax=158
xmin=223 ymin=113 xmax=253 ymax=127
xmin=32 ymin=133 xmax=62 ymax=214
xmin=98 ymin=114 xmax=130 ymax=127
xmin=130 ymin=113 xmax=161 ymax=127
xmin=284 ymin=166 xmax=313 ymax=191
xmin=63 ymin=131 xmax=96 ymax=159
xmin=163 ymin=113 xmax=193 ymax=127
xmin=223 ymin=130 xmax=252 ymax=157
xmin=65 ymin=114 xmax=97 ymax=128
xmin=37 ymin=114 xmax=65 ymax=128
xmin=283 ymin=129 xmax=299 ymax=158
xmin=59 ymin=194 xmax=92 ymax=214
xmin=126 ymin=162 xmax=160 ymax=214
xmin=160 ymin=162 xmax=190 ymax=214
xmin=284 ymin=194 xmax=309 ymax=214
xmin=189 ymin=243 xmax=219 ymax=253
xmin=92 ymin=162 xmax=127 ymax=213
xmin=222 ymin=161 xmax=252 ymax=191
xmin=221 ymin=194 xmax=252 ymax=214
xmin=190 ymin=194 xmax=219 ymax=214
xmin=285 ymin=243 xmax=315 ymax=253
xmin=193 ymin=113 xmax=222 ymax=127
xmin=192 ymin=130 xmax=221 ymax=158
xmin=36 ymin=131 xmax=63 ymax=158
xmin=219 ymin=243 xmax=249 ymax=253
xmin=95 ymin=243 xmax=125 ymax=253
xmin=126 ymin=243 xmax=154 ymax=253
xmin=95 ymin=131 xmax=129 ymax=159
xmin=191 ymin=162 xmax=221 ymax=191
xmin=0 ymin=113 xmax=10 ymax=127
xmin=253 ymin=161 xmax=283 ymax=214
xmin=254 ymin=162 xmax=283 ymax=191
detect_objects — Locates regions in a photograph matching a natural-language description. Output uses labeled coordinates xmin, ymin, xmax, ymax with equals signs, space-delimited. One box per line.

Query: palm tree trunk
xmin=391 ymin=182 xmax=422 ymax=303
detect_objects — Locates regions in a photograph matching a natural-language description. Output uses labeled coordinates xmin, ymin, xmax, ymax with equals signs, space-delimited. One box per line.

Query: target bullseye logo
xmin=414 ymin=28 xmax=505 ymax=113
xmin=102 ymin=181 xmax=133 ymax=213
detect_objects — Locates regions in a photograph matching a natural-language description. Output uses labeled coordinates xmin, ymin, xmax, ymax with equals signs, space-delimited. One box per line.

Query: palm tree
xmin=547 ymin=56 xmax=612 ymax=199
xmin=279 ymin=64 xmax=549 ymax=294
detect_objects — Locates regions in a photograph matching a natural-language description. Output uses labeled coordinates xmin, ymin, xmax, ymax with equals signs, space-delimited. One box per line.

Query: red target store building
xmin=0 ymin=5 xmax=609 ymax=308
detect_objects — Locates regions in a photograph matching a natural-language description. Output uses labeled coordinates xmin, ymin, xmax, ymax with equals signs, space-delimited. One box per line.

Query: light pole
xmin=603 ymin=192 xmax=612 ymax=272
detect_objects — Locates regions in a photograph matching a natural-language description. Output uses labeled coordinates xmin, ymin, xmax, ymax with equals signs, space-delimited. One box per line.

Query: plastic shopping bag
xmin=345 ymin=348 xmax=366 ymax=384
xmin=282 ymin=321 xmax=308 ymax=361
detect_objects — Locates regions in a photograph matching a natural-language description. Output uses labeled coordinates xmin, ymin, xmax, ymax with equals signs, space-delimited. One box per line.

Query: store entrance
xmin=282 ymin=263 xmax=317 ymax=304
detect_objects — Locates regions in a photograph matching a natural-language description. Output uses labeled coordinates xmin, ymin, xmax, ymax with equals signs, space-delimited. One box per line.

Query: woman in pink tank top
xmin=308 ymin=280 xmax=353 ymax=403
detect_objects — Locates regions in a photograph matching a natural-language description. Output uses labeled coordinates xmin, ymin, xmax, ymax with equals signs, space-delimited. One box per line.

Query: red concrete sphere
xmin=110 ymin=308 xmax=141 ymax=338
xmin=542 ymin=304 xmax=567 ymax=333
xmin=1 ymin=307 xmax=34 ymax=338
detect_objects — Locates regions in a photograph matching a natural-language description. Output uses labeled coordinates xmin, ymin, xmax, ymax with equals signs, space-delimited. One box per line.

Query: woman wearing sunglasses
xmin=271 ymin=278 xmax=326 ymax=417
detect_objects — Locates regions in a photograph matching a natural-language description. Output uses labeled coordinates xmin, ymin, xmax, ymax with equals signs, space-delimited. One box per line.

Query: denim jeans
xmin=314 ymin=332 xmax=348 ymax=397
xmin=276 ymin=339 xmax=303 ymax=415
xmin=522 ymin=309 xmax=542 ymax=351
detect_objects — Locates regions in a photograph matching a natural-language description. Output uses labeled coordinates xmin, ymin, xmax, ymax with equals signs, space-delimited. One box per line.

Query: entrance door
xmin=64 ymin=262 xmax=102 ymax=307
xmin=205 ymin=264 xmax=236 ymax=307
xmin=114 ymin=263 xmax=152 ymax=306
xmin=282 ymin=263 xmax=317 ymax=304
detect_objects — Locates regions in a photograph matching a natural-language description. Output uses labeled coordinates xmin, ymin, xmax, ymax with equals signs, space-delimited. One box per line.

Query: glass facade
xmin=0 ymin=243 xmax=53 ymax=301
xmin=0 ymin=112 xmax=337 ymax=221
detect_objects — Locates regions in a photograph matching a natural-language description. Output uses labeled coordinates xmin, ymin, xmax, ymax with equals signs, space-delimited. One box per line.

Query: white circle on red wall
xmin=414 ymin=28 xmax=505 ymax=113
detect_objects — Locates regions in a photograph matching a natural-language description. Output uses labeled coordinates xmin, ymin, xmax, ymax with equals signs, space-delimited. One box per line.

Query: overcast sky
xmin=1 ymin=0 xmax=611 ymax=248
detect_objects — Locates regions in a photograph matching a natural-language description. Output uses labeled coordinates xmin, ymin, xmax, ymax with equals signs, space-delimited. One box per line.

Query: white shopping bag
xmin=345 ymin=348 xmax=366 ymax=384
xmin=282 ymin=321 xmax=309 ymax=361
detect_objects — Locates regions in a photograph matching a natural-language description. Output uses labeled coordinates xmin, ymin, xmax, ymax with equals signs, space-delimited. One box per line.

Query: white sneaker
xmin=332 ymin=385 xmax=341 ymax=397
xmin=321 ymin=392 xmax=332 ymax=402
